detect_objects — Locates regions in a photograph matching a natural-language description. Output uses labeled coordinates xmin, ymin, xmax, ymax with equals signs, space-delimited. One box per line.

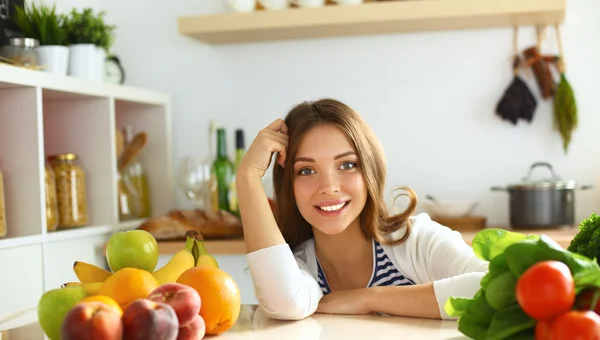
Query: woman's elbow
xmin=256 ymin=291 xmax=318 ymax=321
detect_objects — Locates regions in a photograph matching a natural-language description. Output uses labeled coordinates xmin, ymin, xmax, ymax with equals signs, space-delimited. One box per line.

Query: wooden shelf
xmin=178 ymin=0 xmax=566 ymax=44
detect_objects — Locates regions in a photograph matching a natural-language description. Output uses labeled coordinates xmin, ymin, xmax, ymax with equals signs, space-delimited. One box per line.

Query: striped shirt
xmin=316 ymin=239 xmax=415 ymax=294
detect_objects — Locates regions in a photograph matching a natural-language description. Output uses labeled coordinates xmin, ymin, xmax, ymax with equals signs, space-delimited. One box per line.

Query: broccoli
xmin=567 ymin=213 xmax=600 ymax=265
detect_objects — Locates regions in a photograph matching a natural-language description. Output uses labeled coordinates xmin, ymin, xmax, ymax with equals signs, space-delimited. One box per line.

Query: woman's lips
xmin=314 ymin=200 xmax=350 ymax=217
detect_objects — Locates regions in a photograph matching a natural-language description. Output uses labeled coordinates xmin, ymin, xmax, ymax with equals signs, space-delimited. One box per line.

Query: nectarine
xmin=177 ymin=315 xmax=206 ymax=340
xmin=122 ymin=299 xmax=179 ymax=340
xmin=148 ymin=283 xmax=201 ymax=327
xmin=60 ymin=301 xmax=123 ymax=340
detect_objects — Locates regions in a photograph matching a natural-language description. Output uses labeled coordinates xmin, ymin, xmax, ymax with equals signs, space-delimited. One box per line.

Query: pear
xmin=37 ymin=286 xmax=88 ymax=340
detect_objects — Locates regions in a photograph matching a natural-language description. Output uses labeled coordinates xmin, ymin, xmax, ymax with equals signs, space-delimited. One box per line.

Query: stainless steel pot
xmin=491 ymin=162 xmax=593 ymax=229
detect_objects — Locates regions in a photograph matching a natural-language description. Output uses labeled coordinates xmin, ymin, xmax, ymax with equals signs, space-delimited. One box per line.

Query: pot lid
xmin=507 ymin=162 xmax=576 ymax=190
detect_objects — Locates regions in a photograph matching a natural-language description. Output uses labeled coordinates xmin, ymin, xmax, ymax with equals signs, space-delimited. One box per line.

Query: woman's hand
xmin=316 ymin=289 xmax=373 ymax=315
xmin=237 ymin=118 xmax=289 ymax=181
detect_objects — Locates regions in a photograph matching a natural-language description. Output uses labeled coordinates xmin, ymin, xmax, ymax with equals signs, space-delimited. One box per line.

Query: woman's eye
xmin=340 ymin=162 xmax=356 ymax=170
xmin=298 ymin=168 xmax=314 ymax=176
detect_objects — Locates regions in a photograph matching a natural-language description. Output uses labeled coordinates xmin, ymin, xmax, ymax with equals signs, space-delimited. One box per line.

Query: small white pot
xmin=68 ymin=44 xmax=106 ymax=82
xmin=37 ymin=45 xmax=69 ymax=76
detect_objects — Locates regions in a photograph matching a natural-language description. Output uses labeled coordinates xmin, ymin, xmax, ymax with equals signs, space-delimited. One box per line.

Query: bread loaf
xmin=137 ymin=209 xmax=243 ymax=241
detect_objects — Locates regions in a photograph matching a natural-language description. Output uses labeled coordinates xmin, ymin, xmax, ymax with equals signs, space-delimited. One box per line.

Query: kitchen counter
xmin=0 ymin=305 xmax=466 ymax=340
xmin=158 ymin=226 xmax=579 ymax=255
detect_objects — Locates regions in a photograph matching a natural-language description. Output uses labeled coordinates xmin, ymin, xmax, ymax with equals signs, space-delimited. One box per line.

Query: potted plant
xmin=12 ymin=3 xmax=69 ymax=75
xmin=63 ymin=8 xmax=116 ymax=81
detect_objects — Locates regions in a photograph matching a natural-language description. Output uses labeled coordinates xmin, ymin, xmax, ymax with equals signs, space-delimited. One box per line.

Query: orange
xmin=177 ymin=266 xmax=241 ymax=335
xmin=79 ymin=295 xmax=123 ymax=316
xmin=97 ymin=267 xmax=159 ymax=310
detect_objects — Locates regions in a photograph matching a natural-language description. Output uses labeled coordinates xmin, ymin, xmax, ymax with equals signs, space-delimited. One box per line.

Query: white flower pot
xmin=37 ymin=46 xmax=69 ymax=76
xmin=68 ymin=44 xmax=106 ymax=82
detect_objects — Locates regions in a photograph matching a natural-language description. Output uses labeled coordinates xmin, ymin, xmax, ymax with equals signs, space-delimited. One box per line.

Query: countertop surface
xmin=157 ymin=226 xmax=579 ymax=255
xmin=0 ymin=305 xmax=466 ymax=340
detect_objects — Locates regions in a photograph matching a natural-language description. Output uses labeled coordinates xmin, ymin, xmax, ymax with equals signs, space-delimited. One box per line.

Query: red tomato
xmin=535 ymin=320 xmax=552 ymax=340
xmin=550 ymin=310 xmax=600 ymax=340
xmin=516 ymin=260 xmax=575 ymax=321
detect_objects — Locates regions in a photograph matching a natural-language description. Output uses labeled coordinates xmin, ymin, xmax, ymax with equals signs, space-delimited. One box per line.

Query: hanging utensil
xmin=523 ymin=26 xmax=557 ymax=100
xmin=495 ymin=26 xmax=537 ymax=125
xmin=552 ymin=24 xmax=578 ymax=153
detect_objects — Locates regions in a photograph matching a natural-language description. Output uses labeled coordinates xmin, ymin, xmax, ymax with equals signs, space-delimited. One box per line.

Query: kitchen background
xmin=76 ymin=0 xmax=599 ymax=227
xmin=0 ymin=0 xmax=597 ymax=321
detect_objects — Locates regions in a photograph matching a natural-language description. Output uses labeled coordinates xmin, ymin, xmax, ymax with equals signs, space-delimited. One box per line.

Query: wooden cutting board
xmin=432 ymin=216 xmax=487 ymax=232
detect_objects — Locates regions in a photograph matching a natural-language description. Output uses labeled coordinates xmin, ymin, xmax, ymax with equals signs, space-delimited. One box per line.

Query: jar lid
xmin=48 ymin=153 xmax=78 ymax=162
xmin=10 ymin=38 xmax=39 ymax=48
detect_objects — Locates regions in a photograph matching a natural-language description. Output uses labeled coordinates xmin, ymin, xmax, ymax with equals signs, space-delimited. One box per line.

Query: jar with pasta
xmin=0 ymin=169 xmax=6 ymax=237
xmin=48 ymin=153 xmax=88 ymax=228
xmin=45 ymin=164 xmax=58 ymax=232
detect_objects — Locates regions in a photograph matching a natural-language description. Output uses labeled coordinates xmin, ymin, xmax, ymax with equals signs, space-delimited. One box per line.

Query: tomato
xmin=516 ymin=260 xmax=575 ymax=321
xmin=550 ymin=310 xmax=600 ymax=340
xmin=535 ymin=320 xmax=552 ymax=340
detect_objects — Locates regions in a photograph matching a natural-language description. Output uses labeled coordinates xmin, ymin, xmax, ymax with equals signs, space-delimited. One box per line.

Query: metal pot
xmin=491 ymin=162 xmax=593 ymax=229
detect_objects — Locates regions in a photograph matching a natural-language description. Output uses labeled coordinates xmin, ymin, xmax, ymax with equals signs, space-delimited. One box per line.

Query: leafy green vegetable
xmin=568 ymin=213 xmax=600 ymax=266
xmin=471 ymin=229 xmax=530 ymax=261
xmin=446 ymin=220 xmax=600 ymax=340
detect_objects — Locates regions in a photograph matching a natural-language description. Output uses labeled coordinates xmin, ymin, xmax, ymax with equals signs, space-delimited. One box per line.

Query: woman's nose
xmin=319 ymin=171 xmax=340 ymax=195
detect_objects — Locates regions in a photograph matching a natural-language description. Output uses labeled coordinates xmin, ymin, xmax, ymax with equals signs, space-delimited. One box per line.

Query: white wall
xmin=95 ymin=0 xmax=600 ymax=227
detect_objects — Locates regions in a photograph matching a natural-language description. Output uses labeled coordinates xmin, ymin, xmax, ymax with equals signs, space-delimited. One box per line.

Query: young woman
xmin=235 ymin=98 xmax=488 ymax=321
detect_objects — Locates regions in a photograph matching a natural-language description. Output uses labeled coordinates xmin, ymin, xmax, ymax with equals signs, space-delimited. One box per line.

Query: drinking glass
xmin=178 ymin=156 xmax=213 ymax=210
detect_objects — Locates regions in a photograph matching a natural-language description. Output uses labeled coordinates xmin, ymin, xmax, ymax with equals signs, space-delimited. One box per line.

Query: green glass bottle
xmin=228 ymin=129 xmax=245 ymax=215
xmin=212 ymin=128 xmax=234 ymax=212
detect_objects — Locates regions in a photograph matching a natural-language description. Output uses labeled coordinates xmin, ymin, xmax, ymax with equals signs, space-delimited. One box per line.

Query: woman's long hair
xmin=272 ymin=98 xmax=418 ymax=250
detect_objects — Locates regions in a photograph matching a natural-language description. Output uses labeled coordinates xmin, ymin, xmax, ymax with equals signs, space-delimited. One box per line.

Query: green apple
xmin=38 ymin=286 xmax=88 ymax=340
xmin=106 ymin=230 xmax=158 ymax=272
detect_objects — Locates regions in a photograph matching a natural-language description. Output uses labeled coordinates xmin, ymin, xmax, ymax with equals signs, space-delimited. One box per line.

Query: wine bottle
xmin=212 ymin=128 xmax=234 ymax=212
xmin=228 ymin=129 xmax=245 ymax=214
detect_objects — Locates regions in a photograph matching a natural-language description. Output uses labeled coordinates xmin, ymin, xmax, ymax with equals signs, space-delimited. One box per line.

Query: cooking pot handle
xmin=522 ymin=161 xmax=560 ymax=182
xmin=490 ymin=186 xmax=507 ymax=191
xmin=580 ymin=185 xmax=594 ymax=190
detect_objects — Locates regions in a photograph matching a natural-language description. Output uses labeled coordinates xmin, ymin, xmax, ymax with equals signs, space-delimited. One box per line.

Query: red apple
xmin=148 ymin=283 xmax=201 ymax=327
xmin=122 ymin=299 xmax=179 ymax=340
xmin=177 ymin=315 xmax=206 ymax=340
xmin=60 ymin=301 xmax=123 ymax=340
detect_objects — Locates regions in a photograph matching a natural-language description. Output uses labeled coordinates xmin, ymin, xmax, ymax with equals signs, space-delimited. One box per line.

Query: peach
xmin=148 ymin=283 xmax=201 ymax=327
xmin=60 ymin=301 xmax=123 ymax=340
xmin=122 ymin=299 xmax=179 ymax=340
xmin=177 ymin=315 xmax=206 ymax=340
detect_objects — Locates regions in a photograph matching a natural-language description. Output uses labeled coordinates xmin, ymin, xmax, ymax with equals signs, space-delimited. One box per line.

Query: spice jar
xmin=0 ymin=169 xmax=6 ymax=237
xmin=0 ymin=38 xmax=39 ymax=67
xmin=48 ymin=153 xmax=88 ymax=228
xmin=45 ymin=164 xmax=58 ymax=232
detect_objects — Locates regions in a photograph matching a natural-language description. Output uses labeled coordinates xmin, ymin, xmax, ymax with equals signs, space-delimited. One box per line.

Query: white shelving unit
xmin=0 ymin=64 xmax=174 ymax=317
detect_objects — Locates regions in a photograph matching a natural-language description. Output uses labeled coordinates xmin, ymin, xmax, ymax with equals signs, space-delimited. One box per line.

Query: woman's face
xmin=292 ymin=124 xmax=368 ymax=236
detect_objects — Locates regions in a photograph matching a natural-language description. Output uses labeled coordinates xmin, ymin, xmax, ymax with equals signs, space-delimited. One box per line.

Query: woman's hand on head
xmin=237 ymin=118 xmax=289 ymax=181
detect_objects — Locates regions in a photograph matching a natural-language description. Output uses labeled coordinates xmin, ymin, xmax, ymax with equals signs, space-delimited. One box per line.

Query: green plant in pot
xmin=63 ymin=8 xmax=116 ymax=81
xmin=12 ymin=2 xmax=70 ymax=75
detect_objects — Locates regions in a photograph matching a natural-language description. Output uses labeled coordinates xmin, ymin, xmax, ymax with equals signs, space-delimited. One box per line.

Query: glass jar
xmin=0 ymin=169 xmax=6 ymax=237
xmin=45 ymin=164 xmax=59 ymax=232
xmin=0 ymin=38 xmax=39 ymax=67
xmin=48 ymin=153 xmax=88 ymax=228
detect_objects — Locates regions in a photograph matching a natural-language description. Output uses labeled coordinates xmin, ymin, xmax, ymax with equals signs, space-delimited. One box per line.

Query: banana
xmin=61 ymin=282 xmax=103 ymax=295
xmin=186 ymin=230 xmax=219 ymax=269
xmin=73 ymin=261 xmax=112 ymax=283
xmin=80 ymin=282 xmax=103 ymax=295
xmin=152 ymin=234 xmax=196 ymax=284
xmin=195 ymin=240 xmax=219 ymax=268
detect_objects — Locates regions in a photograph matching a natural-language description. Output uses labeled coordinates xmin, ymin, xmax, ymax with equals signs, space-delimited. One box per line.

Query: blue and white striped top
xmin=316 ymin=239 xmax=415 ymax=294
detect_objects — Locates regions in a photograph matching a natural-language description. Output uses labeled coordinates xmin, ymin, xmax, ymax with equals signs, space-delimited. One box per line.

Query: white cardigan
xmin=246 ymin=213 xmax=489 ymax=320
